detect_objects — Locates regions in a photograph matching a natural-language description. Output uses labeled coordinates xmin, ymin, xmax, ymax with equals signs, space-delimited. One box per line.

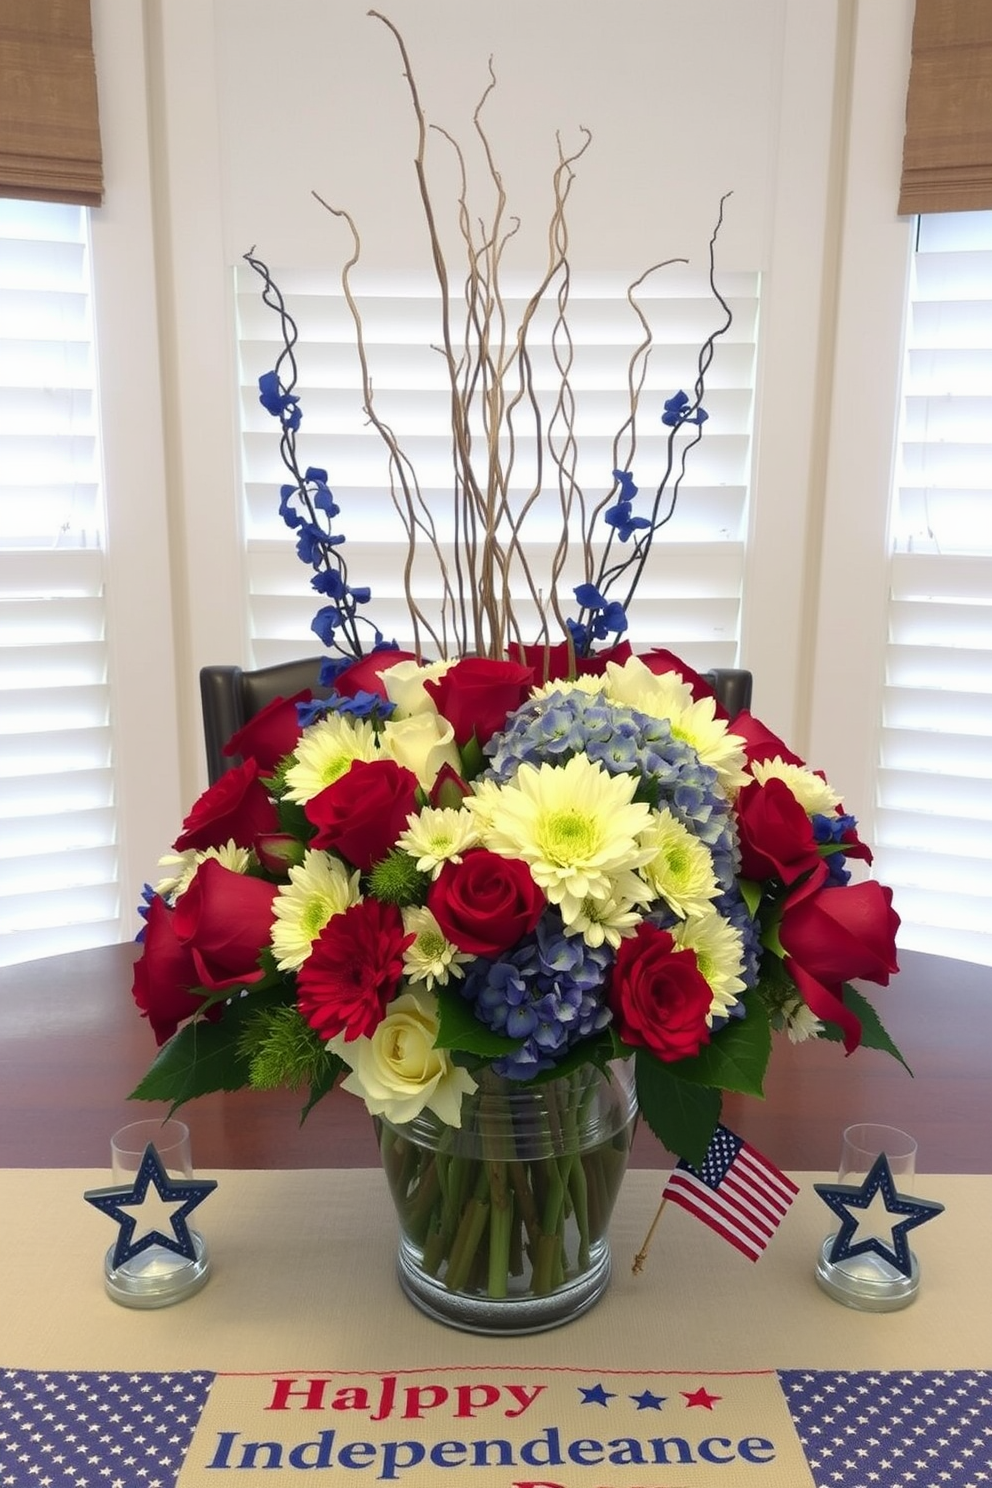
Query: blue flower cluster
xmin=484 ymin=689 xmax=739 ymax=885
xmin=461 ymin=912 xmax=614 ymax=1078
xmin=812 ymin=811 xmax=859 ymax=887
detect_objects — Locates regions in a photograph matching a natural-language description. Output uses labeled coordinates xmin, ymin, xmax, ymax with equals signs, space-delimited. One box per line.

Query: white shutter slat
xmin=881 ymin=215 xmax=992 ymax=966
xmin=0 ymin=200 xmax=121 ymax=967
xmin=236 ymin=264 xmax=757 ymax=671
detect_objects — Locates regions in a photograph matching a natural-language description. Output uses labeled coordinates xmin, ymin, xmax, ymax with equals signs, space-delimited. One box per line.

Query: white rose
xmin=330 ymin=988 xmax=477 ymax=1126
xmin=380 ymin=657 xmax=455 ymax=717
xmin=380 ymin=711 xmax=462 ymax=791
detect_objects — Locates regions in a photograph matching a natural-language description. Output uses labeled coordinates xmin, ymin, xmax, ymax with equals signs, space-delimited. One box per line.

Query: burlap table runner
xmin=1 ymin=1169 xmax=988 ymax=1486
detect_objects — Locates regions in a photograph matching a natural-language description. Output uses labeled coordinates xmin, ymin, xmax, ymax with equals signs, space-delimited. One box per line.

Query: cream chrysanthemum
xmin=282 ymin=716 xmax=379 ymax=805
xmin=396 ymin=806 xmax=480 ymax=878
xmin=155 ymin=840 xmax=252 ymax=901
xmin=640 ymin=808 xmax=720 ymax=919
xmin=751 ymin=756 xmax=842 ymax=816
xmin=528 ymin=674 xmax=605 ymax=703
xmin=478 ymin=754 xmax=654 ymax=927
xmin=463 ymin=776 xmax=505 ymax=834
xmin=782 ymin=995 xmax=824 ymax=1044
xmin=603 ymin=656 xmax=748 ymax=795
xmin=270 ymin=850 xmax=361 ymax=970
xmin=602 ymin=655 xmax=694 ymax=717
xmin=673 ymin=910 xmax=746 ymax=1024
xmin=401 ymin=904 xmax=471 ymax=988
xmin=566 ymin=890 xmax=644 ymax=949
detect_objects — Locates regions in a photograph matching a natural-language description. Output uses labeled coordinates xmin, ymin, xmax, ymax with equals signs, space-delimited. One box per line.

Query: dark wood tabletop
xmin=0 ymin=941 xmax=987 ymax=1172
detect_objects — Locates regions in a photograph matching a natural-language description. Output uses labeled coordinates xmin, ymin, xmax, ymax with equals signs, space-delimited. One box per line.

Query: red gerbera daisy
xmin=296 ymin=898 xmax=413 ymax=1042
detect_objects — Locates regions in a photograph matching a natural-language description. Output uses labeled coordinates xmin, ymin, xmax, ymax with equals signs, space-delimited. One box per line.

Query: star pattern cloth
xmin=0 ymin=1369 xmax=213 ymax=1487
xmin=780 ymin=1369 xmax=992 ymax=1487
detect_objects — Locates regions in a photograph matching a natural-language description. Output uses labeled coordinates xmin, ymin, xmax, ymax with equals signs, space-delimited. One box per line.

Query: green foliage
xmin=367 ymin=849 xmax=430 ymax=905
xmin=672 ymin=998 xmax=771 ymax=1097
xmin=276 ymin=795 xmax=313 ymax=841
xmin=817 ymin=983 xmax=913 ymax=1074
xmin=434 ymin=987 xmax=524 ymax=1059
xmin=237 ymin=1003 xmax=333 ymax=1092
xmin=129 ymin=1018 xmax=254 ymax=1111
xmin=634 ymin=1049 xmax=722 ymax=1166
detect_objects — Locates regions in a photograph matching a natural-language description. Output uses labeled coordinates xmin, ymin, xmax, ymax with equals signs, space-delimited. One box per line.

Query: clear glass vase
xmin=375 ymin=1059 xmax=637 ymax=1335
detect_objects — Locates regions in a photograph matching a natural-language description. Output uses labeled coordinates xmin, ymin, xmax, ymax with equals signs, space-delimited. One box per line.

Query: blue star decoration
xmin=578 ymin=1383 xmax=616 ymax=1406
xmin=84 ymin=1143 xmax=217 ymax=1271
xmin=814 ymin=1153 xmax=944 ymax=1277
xmin=630 ymin=1388 xmax=667 ymax=1410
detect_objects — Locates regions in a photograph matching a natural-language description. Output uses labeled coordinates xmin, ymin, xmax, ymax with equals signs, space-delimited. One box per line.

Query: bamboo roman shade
xmin=0 ymin=0 xmax=103 ymax=207
xmin=899 ymin=0 xmax=992 ymax=215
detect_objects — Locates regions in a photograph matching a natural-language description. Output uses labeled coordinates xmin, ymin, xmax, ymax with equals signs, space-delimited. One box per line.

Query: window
xmin=0 ymin=198 xmax=119 ymax=966
xmin=877 ymin=210 xmax=992 ymax=965
xmin=235 ymin=264 xmax=759 ymax=676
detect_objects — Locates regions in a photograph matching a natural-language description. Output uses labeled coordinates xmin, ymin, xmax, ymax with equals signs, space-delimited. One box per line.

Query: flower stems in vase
xmin=376 ymin=1063 xmax=636 ymax=1304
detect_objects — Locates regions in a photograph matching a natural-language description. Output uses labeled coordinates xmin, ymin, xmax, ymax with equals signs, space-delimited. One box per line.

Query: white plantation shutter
xmin=0 ymin=198 xmax=119 ymax=966
xmin=877 ymin=210 xmax=992 ymax=965
xmin=236 ymin=265 xmax=758 ymax=675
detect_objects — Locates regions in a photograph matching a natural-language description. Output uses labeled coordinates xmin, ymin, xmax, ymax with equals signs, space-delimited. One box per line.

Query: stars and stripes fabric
xmin=780 ymin=1368 xmax=992 ymax=1487
xmin=663 ymin=1122 xmax=799 ymax=1261
xmin=0 ymin=1368 xmax=214 ymax=1487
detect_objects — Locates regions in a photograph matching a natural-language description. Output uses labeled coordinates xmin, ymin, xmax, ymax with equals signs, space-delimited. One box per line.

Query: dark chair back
xmin=200 ymin=658 xmax=753 ymax=785
xmin=200 ymin=658 xmax=333 ymax=784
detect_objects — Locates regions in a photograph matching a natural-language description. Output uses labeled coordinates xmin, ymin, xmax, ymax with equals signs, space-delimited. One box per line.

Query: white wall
xmin=92 ymin=0 xmax=915 ymax=889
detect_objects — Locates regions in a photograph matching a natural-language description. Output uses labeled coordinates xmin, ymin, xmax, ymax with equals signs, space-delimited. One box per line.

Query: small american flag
xmin=663 ymin=1123 xmax=799 ymax=1261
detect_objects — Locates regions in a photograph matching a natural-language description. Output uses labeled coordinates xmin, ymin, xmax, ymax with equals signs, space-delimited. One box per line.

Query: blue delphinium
xmin=461 ymin=911 xmax=614 ymax=1078
xmin=484 ymin=689 xmax=739 ymax=887
xmin=812 ymin=811 xmax=859 ymax=887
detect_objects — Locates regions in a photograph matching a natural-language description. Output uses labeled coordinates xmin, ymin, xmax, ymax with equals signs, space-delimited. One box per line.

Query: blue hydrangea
xmin=483 ymin=689 xmax=739 ymax=886
xmin=461 ymin=912 xmax=614 ymax=1079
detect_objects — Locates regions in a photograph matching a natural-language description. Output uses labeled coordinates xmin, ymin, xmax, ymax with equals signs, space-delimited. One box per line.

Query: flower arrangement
xmin=128 ymin=15 xmax=904 ymax=1305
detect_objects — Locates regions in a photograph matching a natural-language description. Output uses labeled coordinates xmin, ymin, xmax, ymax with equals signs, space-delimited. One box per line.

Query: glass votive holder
xmin=815 ymin=1123 xmax=919 ymax=1312
xmin=103 ymin=1118 xmax=211 ymax=1309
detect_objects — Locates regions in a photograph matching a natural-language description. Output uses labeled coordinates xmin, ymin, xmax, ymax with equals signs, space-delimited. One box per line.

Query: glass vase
xmin=375 ymin=1059 xmax=637 ymax=1334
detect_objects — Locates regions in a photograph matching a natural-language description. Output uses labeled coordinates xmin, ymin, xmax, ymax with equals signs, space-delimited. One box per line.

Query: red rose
xmin=334 ymin=649 xmax=417 ymax=700
xmin=781 ymin=880 xmax=900 ymax=988
xmin=172 ymin=858 xmax=277 ymax=990
xmin=607 ymin=922 xmax=712 ymax=1062
xmin=173 ymin=759 xmax=279 ymax=852
xmin=428 ymin=850 xmax=544 ymax=956
xmin=779 ymin=880 xmax=900 ymax=1053
xmin=579 ymin=640 xmax=633 ymax=675
xmin=222 ymin=691 xmax=309 ymax=772
xmin=131 ymin=895 xmax=211 ymax=1045
xmin=305 ymin=758 xmax=419 ymax=870
xmin=297 ymin=898 xmax=412 ymax=1041
xmin=424 ymin=658 xmax=534 ymax=745
xmin=732 ymin=710 xmax=805 ymax=769
xmin=510 ymin=640 xmax=633 ymax=684
xmin=736 ymin=777 xmax=828 ymax=892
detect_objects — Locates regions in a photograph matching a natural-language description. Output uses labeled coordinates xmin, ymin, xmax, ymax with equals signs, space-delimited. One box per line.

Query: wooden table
xmin=0 ymin=941 xmax=988 ymax=1171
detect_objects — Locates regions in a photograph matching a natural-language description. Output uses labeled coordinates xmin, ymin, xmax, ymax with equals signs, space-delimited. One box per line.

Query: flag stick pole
xmin=632 ymin=1194 xmax=668 ymax=1274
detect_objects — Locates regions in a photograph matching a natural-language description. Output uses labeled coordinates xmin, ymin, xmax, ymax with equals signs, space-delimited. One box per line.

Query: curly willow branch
xmin=298 ymin=13 xmax=734 ymax=661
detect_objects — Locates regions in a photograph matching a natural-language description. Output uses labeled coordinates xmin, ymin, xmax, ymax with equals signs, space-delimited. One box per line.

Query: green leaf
xmin=671 ymin=998 xmax=772 ymax=1097
xmin=819 ymin=983 xmax=913 ymax=1075
xmin=129 ymin=1019 xmax=254 ymax=1110
xmin=434 ymin=989 xmax=524 ymax=1059
xmin=300 ymin=1051 xmax=346 ymax=1123
xmin=277 ymin=797 xmax=313 ymax=840
xmin=634 ymin=1050 xmax=721 ymax=1166
xmin=739 ymin=877 xmax=762 ymax=918
xmin=128 ymin=985 xmax=293 ymax=1110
